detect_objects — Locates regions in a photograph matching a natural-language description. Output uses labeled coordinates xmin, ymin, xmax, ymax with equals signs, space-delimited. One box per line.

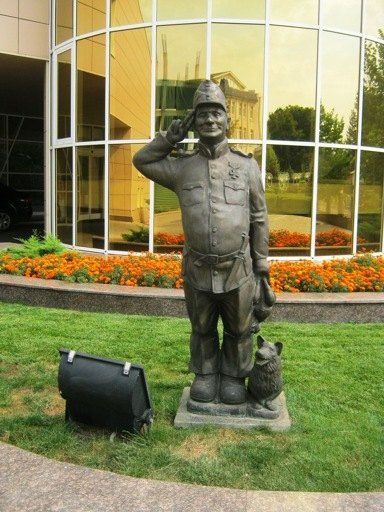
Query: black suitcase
xmin=58 ymin=349 xmax=153 ymax=433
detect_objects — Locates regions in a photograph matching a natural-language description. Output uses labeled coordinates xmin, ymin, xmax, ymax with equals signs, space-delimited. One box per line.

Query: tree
xmin=268 ymin=104 xmax=345 ymax=177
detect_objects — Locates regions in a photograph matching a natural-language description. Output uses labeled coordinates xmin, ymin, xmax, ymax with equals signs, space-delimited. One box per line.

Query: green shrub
xmin=5 ymin=232 xmax=67 ymax=259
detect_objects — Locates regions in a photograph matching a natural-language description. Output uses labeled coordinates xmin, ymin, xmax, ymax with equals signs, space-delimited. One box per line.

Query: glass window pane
xmin=58 ymin=50 xmax=71 ymax=139
xmin=56 ymin=0 xmax=73 ymax=45
xmin=316 ymin=148 xmax=355 ymax=256
xmin=323 ymin=0 xmax=361 ymax=33
xmin=77 ymin=35 xmax=106 ymax=141
xmin=157 ymin=0 xmax=206 ymax=21
xmin=266 ymin=145 xmax=314 ymax=257
xmin=270 ymin=0 xmax=319 ymax=25
xmin=9 ymin=142 xmax=44 ymax=174
xmin=321 ymin=33 xmax=360 ymax=144
xmin=211 ymin=24 xmax=264 ymax=139
xmin=362 ymin=40 xmax=384 ymax=148
xmin=109 ymin=144 xmax=150 ymax=252
xmin=14 ymin=118 xmax=44 ymax=142
xmin=56 ymin=147 xmax=73 ymax=245
xmin=76 ymin=145 xmax=105 ymax=247
xmin=268 ymin=28 xmax=317 ymax=141
xmin=77 ymin=0 xmax=106 ymax=36
xmin=156 ymin=24 xmax=206 ymax=134
xmin=110 ymin=29 xmax=151 ymax=140
xmin=357 ymin=151 xmax=384 ymax=252
xmin=212 ymin=0 xmax=264 ymax=19
xmin=364 ymin=0 xmax=384 ymax=39
xmin=111 ymin=0 xmax=151 ymax=26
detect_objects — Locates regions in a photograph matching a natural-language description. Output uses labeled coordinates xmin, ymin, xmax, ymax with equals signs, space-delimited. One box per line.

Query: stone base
xmin=174 ymin=387 xmax=291 ymax=431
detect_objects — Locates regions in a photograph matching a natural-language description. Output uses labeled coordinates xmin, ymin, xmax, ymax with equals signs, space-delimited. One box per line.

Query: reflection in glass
xmin=56 ymin=0 xmax=73 ymax=45
xmin=77 ymin=35 xmax=106 ymax=141
xmin=56 ymin=147 xmax=73 ymax=245
xmin=109 ymin=145 xmax=150 ymax=252
xmin=156 ymin=24 xmax=206 ymax=133
xmin=76 ymin=145 xmax=104 ymax=248
xmin=266 ymin=145 xmax=313 ymax=257
xmin=362 ymin=40 xmax=384 ymax=148
xmin=270 ymin=0 xmax=318 ymax=25
xmin=77 ymin=0 xmax=106 ymax=36
xmin=316 ymin=148 xmax=355 ymax=255
xmin=157 ymin=0 xmax=206 ymax=20
xmin=211 ymin=24 xmax=264 ymax=139
xmin=111 ymin=0 xmax=151 ymax=26
xmin=268 ymin=28 xmax=317 ymax=141
xmin=357 ymin=152 xmax=383 ymax=252
xmin=212 ymin=0 xmax=264 ymax=19
xmin=323 ymin=0 xmax=361 ymax=33
xmin=320 ymin=33 xmax=360 ymax=144
xmin=58 ymin=51 xmax=71 ymax=139
xmin=364 ymin=0 xmax=384 ymax=39
xmin=110 ymin=29 xmax=151 ymax=140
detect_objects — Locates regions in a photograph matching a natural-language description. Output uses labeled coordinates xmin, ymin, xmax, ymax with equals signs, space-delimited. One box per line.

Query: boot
xmin=219 ymin=374 xmax=246 ymax=405
xmin=190 ymin=373 xmax=218 ymax=402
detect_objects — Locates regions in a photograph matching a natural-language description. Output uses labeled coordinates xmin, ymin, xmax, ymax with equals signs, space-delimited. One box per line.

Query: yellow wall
xmin=0 ymin=0 xmax=49 ymax=59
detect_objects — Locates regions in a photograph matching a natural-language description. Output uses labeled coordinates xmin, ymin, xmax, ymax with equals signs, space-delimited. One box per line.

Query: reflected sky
xmin=364 ymin=0 xmax=384 ymax=39
xmin=269 ymin=27 xmax=317 ymax=113
xmin=212 ymin=0 xmax=264 ymax=19
xmin=211 ymin=24 xmax=264 ymax=95
xmin=323 ymin=0 xmax=361 ymax=33
xmin=157 ymin=0 xmax=206 ymax=20
xmin=156 ymin=24 xmax=206 ymax=80
xmin=270 ymin=0 xmax=319 ymax=25
xmin=321 ymin=33 xmax=360 ymax=142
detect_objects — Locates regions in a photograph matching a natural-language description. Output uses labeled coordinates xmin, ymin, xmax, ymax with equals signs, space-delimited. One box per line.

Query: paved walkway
xmin=1 ymin=443 xmax=382 ymax=512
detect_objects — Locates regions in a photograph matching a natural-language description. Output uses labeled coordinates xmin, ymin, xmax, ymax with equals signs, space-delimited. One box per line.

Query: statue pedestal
xmin=174 ymin=387 xmax=291 ymax=432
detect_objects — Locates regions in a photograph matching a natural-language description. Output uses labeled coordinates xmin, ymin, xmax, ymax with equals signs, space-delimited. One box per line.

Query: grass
xmin=0 ymin=301 xmax=383 ymax=492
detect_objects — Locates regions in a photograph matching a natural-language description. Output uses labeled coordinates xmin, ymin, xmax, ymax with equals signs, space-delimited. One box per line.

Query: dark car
xmin=0 ymin=183 xmax=33 ymax=231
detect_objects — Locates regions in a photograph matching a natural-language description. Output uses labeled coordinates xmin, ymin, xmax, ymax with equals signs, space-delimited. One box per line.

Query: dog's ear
xmin=274 ymin=342 xmax=283 ymax=355
xmin=257 ymin=335 xmax=266 ymax=348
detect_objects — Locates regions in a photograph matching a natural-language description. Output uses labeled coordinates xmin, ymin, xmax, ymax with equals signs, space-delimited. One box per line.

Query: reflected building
xmin=1 ymin=0 xmax=383 ymax=257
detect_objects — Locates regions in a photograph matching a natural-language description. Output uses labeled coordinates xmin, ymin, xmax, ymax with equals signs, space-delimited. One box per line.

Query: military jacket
xmin=133 ymin=134 xmax=269 ymax=294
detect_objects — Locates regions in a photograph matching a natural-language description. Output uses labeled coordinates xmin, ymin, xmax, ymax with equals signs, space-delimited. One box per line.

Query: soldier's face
xmin=195 ymin=105 xmax=228 ymax=144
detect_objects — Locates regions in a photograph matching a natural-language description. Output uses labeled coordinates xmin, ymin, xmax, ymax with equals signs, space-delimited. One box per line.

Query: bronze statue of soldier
xmin=133 ymin=80 xmax=275 ymax=406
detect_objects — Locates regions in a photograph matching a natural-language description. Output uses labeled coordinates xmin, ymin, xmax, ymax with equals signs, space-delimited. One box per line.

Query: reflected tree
xmin=268 ymin=104 xmax=344 ymax=179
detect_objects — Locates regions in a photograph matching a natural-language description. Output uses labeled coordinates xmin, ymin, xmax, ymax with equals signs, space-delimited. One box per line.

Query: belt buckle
xmin=208 ymin=254 xmax=219 ymax=265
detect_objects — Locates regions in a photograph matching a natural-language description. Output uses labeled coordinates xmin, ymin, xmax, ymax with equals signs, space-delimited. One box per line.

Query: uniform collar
xmin=198 ymin=139 xmax=229 ymax=159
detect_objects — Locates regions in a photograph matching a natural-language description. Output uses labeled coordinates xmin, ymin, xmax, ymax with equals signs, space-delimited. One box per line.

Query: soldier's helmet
xmin=193 ymin=80 xmax=227 ymax=112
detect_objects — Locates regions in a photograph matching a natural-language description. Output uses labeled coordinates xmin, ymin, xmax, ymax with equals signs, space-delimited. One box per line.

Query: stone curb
xmin=1 ymin=442 xmax=383 ymax=512
xmin=0 ymin=274 xmax=383 ymax=322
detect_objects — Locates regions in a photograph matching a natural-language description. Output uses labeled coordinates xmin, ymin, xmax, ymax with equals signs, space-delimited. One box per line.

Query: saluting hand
xmin=165 ymin=110 xmax=195 ymax=145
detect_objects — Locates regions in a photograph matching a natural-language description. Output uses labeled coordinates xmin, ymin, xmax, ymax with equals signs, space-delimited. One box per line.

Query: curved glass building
xmin=51 ymin=0 xmax=384 ymax=258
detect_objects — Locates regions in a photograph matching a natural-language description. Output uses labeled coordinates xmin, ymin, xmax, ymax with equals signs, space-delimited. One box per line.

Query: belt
xmin=185 ymin=241 xmax=248 ymax=267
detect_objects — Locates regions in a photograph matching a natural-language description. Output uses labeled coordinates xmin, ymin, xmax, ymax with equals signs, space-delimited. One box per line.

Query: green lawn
xmin=0 ymin=302 xmax=383 ymax=492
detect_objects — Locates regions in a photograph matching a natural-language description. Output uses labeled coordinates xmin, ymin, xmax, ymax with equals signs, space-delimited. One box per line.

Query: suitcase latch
xmin=123 ymin=362 xmax=131 ymax=375
xmin=67 ymin=350 xmax=76 ymax=363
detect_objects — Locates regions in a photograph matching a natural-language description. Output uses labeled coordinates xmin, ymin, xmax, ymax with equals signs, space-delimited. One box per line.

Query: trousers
xmin=184 ymin=277 xmax=256 ymax=378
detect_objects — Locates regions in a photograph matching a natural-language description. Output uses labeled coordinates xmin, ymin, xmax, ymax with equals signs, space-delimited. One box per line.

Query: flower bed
xmin=0 ymin=251 xmax=383 ymax=293
xmin=124 ymin=228 xmax=365 ymax=249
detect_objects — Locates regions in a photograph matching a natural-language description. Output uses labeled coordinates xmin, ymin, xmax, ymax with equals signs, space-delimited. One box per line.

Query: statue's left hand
xmin=253 ymin=273 xmax=276 ymax=323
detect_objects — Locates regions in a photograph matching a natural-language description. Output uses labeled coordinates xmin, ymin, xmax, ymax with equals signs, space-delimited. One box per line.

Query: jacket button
xmin=212 ymin=241 xmax=217 ymax=246
xmin=211 ymin=198 xmax=216 ymax=203
xmin=212 ymin=208 xmax=217 ymax=213
xmin=212 ymin=227 xmax=217 ymax=232
xmin=213 ymin=270 xmax=218 ymax=276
